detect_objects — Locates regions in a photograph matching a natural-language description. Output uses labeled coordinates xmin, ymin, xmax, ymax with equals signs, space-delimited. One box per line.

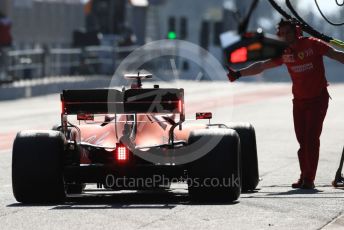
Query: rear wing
xmin=61 ymin=88 xmax=184 ymax=115
xmin=61 ymin=89 xmax=123 ymax=114
xmin=124 ymin=89 xmax=183 ymax=113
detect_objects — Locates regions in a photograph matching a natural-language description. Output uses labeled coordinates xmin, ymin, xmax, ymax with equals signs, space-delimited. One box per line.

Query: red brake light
xmin=178 ymin=100 xmax=182 ymax=113
xmin=115 ymin=144 xmax=129 ymax=162
xmin=230 ymin=47 xmax=248 ymax=63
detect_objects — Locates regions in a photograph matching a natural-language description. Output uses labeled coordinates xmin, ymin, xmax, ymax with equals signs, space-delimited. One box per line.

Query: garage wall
xmin=9 ymin=0 xmax=85 ymax=46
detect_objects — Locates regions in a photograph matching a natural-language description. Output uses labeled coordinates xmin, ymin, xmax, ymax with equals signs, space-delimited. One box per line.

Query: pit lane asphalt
xmin=0 ymin=81 xmax=343 ymax=230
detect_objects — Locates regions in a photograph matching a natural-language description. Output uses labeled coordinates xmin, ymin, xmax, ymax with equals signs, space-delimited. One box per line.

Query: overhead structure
xmin=267 ymin=0 xmax=344 ymax=49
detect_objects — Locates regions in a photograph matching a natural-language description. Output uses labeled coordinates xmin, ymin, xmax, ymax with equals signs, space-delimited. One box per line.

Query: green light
xmin=168 ymin=31 xmax=177 ymax=40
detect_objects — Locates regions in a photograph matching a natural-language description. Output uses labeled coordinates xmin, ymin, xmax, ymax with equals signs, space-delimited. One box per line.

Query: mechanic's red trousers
xmin=293 ymin=88 xmax=329 ymax=183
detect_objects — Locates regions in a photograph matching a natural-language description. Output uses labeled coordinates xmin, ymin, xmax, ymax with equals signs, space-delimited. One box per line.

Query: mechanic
xmin=227 ymin=19 xmax=344 ymax=189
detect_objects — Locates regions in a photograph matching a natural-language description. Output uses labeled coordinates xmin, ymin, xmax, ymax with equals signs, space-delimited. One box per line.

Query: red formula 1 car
xmin=12 ymin=73 xmax=259 ymax=203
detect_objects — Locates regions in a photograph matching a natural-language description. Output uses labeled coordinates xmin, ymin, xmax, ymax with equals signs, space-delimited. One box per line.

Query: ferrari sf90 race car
xmin=12 ymin=73 xmax=259 ymax=203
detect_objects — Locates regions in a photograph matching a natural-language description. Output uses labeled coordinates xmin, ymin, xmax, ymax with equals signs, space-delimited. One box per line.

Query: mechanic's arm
xmin=325 ymin=47 xmax=344 ymax=64
xmin=227 ymin=59 xmax=282 ymax=82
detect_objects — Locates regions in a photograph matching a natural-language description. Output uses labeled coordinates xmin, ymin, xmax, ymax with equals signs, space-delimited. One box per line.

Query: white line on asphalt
xmin=321 ymin=212 xmax=344 ymax=230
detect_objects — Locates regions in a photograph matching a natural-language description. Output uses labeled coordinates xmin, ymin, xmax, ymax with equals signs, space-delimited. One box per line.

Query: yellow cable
xmin=330 ymin=39 xmax=344 ymax=49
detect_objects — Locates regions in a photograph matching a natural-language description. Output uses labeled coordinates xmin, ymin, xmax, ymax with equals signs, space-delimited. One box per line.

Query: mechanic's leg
xmin=303 ymin=91 xmax=329 ymax=183
xmin=293 ymin=100 xmax=307 ymax=180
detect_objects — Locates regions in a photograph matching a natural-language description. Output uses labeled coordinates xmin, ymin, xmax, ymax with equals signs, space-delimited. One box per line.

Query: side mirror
xmin=77 ymin=113 xmax=94 ymax=121
xmin=196 ymin=112 xmax=212 ymax=120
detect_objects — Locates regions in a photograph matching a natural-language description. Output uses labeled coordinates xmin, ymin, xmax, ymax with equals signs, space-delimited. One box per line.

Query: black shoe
xmin=301 ymin=180 xmax=315 ymax=189
xmin=292 ymin=179 xmax=303 ymax=189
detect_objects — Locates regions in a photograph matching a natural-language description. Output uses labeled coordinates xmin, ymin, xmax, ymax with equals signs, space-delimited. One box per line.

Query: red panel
xmin=230 ymin=47 xmax=248 ymax=63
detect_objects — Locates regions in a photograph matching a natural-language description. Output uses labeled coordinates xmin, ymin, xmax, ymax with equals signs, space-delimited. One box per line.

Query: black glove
xmin=226 ymin=66 xmax=241 ymax=82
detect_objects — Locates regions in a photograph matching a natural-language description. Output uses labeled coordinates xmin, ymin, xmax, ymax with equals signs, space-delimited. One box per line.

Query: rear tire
xmin=187 ymin=129 xmax=241 ymax=202
xmin=12 ymin=130 xmax=66 ymax=203
xmin=227 ymin=123 xmax=259 ymax=191
xmin=66 ymin=183 xmax=86 ymax=194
